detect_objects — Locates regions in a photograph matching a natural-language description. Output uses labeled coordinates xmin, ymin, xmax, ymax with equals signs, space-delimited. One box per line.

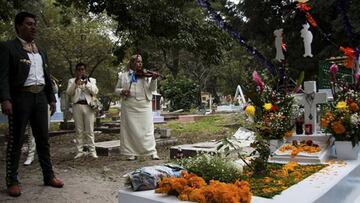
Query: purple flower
xmin=252 ymin=71 xmax=265 ymax=94
xmin=329 ymin=64 xmax=338 ymax=82
xmin=355 ymin=73 xmax=360 ymax=87
xmin=329 ymin=64 xmax=338 ymax=74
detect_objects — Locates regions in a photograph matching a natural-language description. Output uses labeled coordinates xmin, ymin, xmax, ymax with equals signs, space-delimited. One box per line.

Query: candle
xmin=305 ymin=123 xmax=313 ymax=135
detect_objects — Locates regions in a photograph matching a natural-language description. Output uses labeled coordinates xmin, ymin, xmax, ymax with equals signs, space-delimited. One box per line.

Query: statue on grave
xmin=300 ymin=23 xmax=313 ymax=57
xmin=274 ymin=28 xmax=285 ymax=61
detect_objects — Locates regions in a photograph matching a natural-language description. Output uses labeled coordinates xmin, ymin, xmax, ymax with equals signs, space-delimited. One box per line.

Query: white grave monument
xmin=234 ymin=85 xmax=246 ymax=106
xmin=270 ymin=81 xmax=331 ymax=164
xmin=296 ymin=81 xmax=327 ymax=135
xmin=216 ymin=85 xmax=246 ymax=112
xmin=152 ymin=91 xmax=165 ymax=123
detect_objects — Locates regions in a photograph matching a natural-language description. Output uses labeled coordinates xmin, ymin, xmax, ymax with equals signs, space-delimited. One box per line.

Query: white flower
xmin=351 ymin=113 xmax=359 ymax=125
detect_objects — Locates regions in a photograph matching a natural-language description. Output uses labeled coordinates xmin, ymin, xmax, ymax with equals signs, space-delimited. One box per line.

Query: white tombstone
xmin=274 ymin=28 xmax=285 ymax=61
xmin=296 ymin=81 xmax=327 ymax=134
xmin=234 ymin=85 xmax=246 ymax=105
xmin=300 ymin=23 xmax=313 ymax=57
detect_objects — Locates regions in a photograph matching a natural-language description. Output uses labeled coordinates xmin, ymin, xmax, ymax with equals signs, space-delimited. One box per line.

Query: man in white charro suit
xmin=66 ymin=63 xmax=99 ymax=159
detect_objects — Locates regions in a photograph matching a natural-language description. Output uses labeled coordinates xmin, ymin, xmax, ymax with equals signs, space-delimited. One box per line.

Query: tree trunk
xmin=170 ymin=49 xmax=180 ymax=78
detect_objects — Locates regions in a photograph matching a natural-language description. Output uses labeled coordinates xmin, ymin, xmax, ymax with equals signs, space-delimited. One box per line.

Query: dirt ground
xmin=0 ymin=114 xmax=237 ymax=203
xmin=0 ymin=132 xmax=170 ymax=203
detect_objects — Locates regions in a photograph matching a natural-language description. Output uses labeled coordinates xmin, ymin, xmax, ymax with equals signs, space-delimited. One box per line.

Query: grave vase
xmin=268 ymin=139 xmax=284 ymax=153
xmin=334 ymin=141 xmax=359 ymax=160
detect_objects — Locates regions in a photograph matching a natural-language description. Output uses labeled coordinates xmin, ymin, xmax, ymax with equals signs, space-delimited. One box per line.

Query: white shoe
xmin=126 ymin=156 xmax=137 ymax=161
xmin=74 ymin=152 xmax=86 ymax=159
xmin=24 ymin=157 xmax=34 ymax=166
xmin=151 ymin=154 xmax=160 ymax=160
xmin=89 ymin=152 xmax=98 ymax=159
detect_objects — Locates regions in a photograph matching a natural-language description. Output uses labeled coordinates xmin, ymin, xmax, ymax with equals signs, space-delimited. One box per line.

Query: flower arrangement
xmin=155 ymin=171 xmax=252 ymax=203
xmin=245 ymin=71 xmax=297 ymax=140
xmin=320 ymin=64 xmax=360 ymax=147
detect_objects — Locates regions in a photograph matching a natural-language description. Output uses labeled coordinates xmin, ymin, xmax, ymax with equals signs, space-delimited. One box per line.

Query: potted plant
xmin=320 ymin=64 xmax=360 ymax=160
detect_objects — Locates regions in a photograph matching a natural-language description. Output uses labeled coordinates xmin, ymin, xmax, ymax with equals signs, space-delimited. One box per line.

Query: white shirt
xmin=18 ymin=37 xmax=45 ymax=86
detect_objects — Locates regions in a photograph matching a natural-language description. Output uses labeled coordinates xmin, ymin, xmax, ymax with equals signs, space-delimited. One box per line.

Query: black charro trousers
xmin=6 ymin=90 xmax=54 ymax=186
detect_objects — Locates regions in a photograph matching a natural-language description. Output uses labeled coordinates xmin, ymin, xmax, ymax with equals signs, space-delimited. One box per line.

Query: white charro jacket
xmin=66 ymin=77 xmax=98 ymax=104
xmin=114 ymin=71 xmax=157 ymax=101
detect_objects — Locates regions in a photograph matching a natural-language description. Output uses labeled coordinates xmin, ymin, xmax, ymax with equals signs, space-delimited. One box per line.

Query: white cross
xmin=296 ymin=81 xmax=327 ymax=135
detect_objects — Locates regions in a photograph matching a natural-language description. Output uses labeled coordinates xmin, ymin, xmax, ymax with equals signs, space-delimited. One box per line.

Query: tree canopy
xmin=1 ymin=0 xmax=359 ymax=105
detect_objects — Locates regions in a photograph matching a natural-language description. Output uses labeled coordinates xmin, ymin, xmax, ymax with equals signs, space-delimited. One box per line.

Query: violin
xmin=135 ymin=69 xmax=163 ymax=78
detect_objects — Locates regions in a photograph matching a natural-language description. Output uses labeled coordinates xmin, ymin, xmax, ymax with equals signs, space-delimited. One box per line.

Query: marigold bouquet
xmin=320 ymin=64 xmax=360 ymax=146
xmin=155 ymin=171 xmax=252 ymax=203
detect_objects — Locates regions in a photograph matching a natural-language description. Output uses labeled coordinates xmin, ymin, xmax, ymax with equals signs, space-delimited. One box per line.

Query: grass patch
xmin=0 ymin=123 xmax=8 ymax=134
xmin=49 ymin=122 xmax=60 ymax=131
xmin=158 ymin=114 xmax=238 ymax=144
xmin=242 ymin=163 xmax=327 ymax=198
xmin=163 ymin=115 xmax=227 ymax=135
xmin=108 ymin=108 xmax=119 ymax=114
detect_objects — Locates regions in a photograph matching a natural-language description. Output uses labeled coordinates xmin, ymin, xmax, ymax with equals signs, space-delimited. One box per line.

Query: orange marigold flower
xmin=320 ymin=118 xmax=329 ymax=128
xmin=349 ymin=102 xmax=359 ymax=112
xmin=156 ymin=173 xmax=252 ymax=203
xmin=263 ymin=177 xmax=272 ymax=183
xmin=331 ymin=121 xmax=346 ymax=134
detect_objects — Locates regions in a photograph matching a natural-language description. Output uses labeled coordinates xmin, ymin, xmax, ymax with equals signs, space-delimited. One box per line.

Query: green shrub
xmin=160 ymin=77 xmax=199 ymax=111
xmin=176 ymin=153 xmax=243 ymax=183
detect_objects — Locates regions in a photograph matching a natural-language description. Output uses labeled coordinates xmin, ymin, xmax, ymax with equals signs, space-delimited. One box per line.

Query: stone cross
xmin=296 ymin=81 xmax=327 ymax=135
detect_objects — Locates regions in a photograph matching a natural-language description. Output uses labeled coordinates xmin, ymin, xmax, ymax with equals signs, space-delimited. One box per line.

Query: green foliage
xmin=249 ymin=136 xmax=271 ymax=176
xmin=160 ymin=77 xmax=199 ymax=111
xmin=176 ymin=153 xmax=243 ymax=183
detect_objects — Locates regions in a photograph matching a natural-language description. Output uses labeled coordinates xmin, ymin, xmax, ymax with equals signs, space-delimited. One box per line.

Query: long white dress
xmin=115 ymin=71 xmax=158 ymax=156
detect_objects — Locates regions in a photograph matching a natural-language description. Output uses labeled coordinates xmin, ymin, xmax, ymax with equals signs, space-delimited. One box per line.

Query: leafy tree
xmin=36 ymin=0 xmax=118 ymax=95
xmin=0 ymin=0 xmax=119 ymax=95
xmin=160 ymin=77 xmax=199 ymax=111
xmin=55 ymin=0 xmax=234 ymax=106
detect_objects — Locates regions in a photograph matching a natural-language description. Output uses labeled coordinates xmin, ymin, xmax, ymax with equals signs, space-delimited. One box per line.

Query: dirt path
xmin=0 ymin=133 xmax=169 ymax=203
xmin=0 ymin=114 xmax=237 ymax=202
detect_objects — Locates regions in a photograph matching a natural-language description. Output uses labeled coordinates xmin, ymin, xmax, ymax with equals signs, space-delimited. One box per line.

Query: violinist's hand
xmin=121 ymin=90 xmax=130 ymax=97
xmin=151 ymin=72 xmax=160 ymax=79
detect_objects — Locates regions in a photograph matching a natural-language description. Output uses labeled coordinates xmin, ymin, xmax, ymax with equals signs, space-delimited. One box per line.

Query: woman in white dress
xmin=114 ymin=54 xmax=160 ymax=161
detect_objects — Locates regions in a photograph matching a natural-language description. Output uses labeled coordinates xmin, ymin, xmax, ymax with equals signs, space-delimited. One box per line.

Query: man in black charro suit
xmin=0 ymin=11 xmax=64 ymax=197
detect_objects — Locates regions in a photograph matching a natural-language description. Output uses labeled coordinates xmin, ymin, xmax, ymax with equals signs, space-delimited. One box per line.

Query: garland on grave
xmin=296 ymin=1 xmax=359 ymax=68
xmin=198 ymin=0 xmax=359 ymax=69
